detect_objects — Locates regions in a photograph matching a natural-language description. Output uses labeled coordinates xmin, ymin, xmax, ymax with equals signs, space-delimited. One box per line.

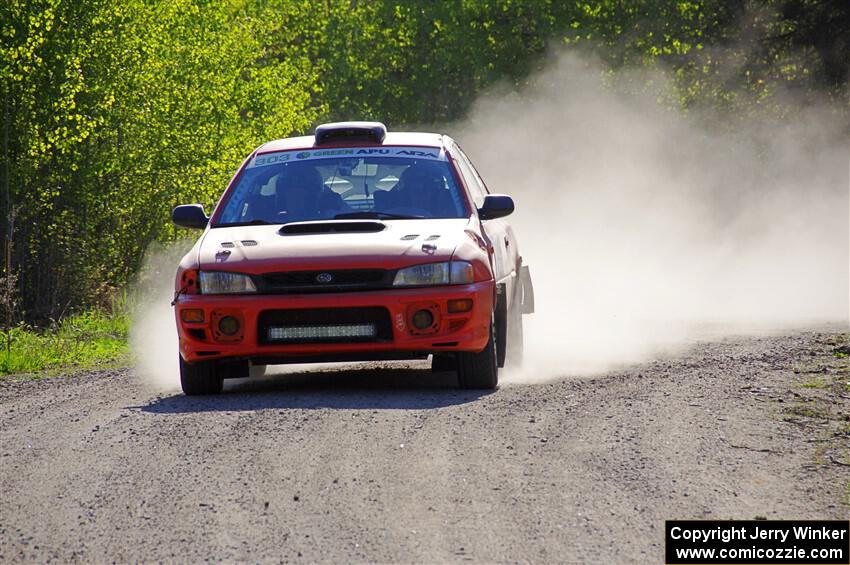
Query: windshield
xmin=215 ymin=146 xmax=468 ymax=226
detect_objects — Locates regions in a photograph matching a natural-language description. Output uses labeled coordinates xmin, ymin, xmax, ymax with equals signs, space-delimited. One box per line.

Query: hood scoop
xmin=279 ymin=220 xmax=387 ymax=235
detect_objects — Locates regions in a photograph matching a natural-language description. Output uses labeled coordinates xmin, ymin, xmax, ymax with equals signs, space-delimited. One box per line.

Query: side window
xmin=451 ymin=144 xmax=486 ymax=208
xmin=456 ymin=145 xmax=490 ymax=196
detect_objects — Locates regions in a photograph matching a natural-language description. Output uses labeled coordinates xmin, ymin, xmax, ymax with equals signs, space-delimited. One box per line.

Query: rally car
xmin=171 ymin=122 xmax=534 ymax=395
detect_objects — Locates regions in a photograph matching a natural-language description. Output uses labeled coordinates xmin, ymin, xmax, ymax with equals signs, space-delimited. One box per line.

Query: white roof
xmin=257 ymin=131 xmax=448 ymax=154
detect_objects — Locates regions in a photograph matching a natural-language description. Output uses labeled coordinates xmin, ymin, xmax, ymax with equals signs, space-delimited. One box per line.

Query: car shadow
xmin=135 ymin=362 xmax=493 ymax=414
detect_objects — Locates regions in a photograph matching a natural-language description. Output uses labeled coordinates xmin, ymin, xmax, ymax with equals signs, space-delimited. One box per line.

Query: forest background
xmin=1 ymin=0 xmax=847 ymax=372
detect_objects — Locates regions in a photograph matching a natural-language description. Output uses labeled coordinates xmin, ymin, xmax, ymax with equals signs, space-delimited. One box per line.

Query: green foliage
xmin=0 ymin=302 xmax=130 ymax=375
xmin=260 ymin=1 xmax=848 ymax=122
xmin=0 ymin=0 xmax=846 ymax=325
xmin=1 ymin=0 xmax=319 ymax=321
xmin=260 ymin=1 xmax=582 ymax=124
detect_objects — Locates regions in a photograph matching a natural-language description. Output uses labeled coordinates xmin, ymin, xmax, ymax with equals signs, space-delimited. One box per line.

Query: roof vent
xmin=314 ymin=121 xmax=387 ymax=146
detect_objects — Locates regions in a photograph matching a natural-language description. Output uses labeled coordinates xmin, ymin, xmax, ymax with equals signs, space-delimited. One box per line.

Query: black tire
xmin=431 ymin=353 xmax=456 ymax=373
xmin=506 ymin=299 xmax=524 ymax=368
xmin=495 ymin=290 xmax=508 ymax=368
xmin=457 ymin=316 xmax=498 ymax=390
xmin=179 ymin=356 xmax=223 ymax=395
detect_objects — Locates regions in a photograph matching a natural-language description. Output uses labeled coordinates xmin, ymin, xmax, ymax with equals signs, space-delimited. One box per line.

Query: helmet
xmin=278 ymin=164 xmax=324 ymax=218
xmin=398 ymin=162 xmax=444 ymax=194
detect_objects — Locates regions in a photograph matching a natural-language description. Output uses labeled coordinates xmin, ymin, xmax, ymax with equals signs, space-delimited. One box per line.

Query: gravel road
xmin=1 ymin=330 xmax=848 ymax=564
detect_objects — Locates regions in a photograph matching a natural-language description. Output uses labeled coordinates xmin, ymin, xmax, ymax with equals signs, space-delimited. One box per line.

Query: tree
xmin=0 ymin=0 xmax=320 ymax=320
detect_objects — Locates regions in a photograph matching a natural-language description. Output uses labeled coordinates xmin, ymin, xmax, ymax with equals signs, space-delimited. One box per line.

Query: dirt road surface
xmin=2 ymin=330 xmax=848 ymax=563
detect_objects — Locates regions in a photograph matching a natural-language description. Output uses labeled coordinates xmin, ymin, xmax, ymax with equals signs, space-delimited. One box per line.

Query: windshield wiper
xmin=215 ymin=219 xmax=276 ymax=227
xmin=334 ymin=211 xmax=424 ymax=220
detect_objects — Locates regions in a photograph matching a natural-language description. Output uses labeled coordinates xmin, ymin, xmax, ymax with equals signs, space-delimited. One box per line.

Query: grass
xmin=786 ymin=333 xmax=850 ymax=514
xmin=801 ymin=375 xmax=829 ymax=389
xmin=783 ymin=403 xmax=832 ymax=420
xmin=0 ymin=300 xmax=131 ymax=377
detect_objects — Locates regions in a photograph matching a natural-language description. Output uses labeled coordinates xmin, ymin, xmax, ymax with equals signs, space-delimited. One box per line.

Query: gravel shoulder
xmin=1 ymin=330 xmax=848 ymax=563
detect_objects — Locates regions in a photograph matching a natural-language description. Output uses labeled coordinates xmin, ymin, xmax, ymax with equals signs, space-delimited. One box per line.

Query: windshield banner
xmin=248 ymin=146 xmax=445 ymax=168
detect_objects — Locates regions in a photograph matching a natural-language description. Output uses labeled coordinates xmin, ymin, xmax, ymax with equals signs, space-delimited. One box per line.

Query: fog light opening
xmin=218 ymin=316 xmax=240 ymax=336
xmin=181 ymin=308 xmax=205 ymax=323
xmin=412 ymin=309 xmax=434 ymax=330
xmin=447 ymin=299 xmax=473 ymax=313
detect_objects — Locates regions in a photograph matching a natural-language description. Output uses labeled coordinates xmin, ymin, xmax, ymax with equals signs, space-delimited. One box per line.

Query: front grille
xmin=258 ymin=307 xmax=393 ymax=345
xmin=256 ymin=269 xmax=392 ymax=294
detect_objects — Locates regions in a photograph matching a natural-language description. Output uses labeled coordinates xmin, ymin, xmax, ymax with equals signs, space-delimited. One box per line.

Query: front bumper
xmin=175 ymin=281 xmax=494 ymax=364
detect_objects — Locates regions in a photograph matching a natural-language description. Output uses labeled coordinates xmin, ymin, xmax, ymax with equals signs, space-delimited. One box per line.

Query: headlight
xmin=393 ymin=261 xmax=474 ymax=286
xmin=199 ymin=271 xmax=257 ymax=294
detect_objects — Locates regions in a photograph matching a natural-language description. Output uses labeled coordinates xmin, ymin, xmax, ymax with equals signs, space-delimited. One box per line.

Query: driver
xmin=277 ymin=165 xmax=346 ymax=222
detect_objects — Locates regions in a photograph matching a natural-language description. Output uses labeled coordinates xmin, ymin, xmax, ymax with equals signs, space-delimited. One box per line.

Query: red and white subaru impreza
xmin=171 ymin=122 xmax=534 ymax=394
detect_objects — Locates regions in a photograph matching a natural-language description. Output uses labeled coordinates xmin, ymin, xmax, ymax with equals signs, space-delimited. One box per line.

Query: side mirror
xmin=172 ymin=204 xmax=209 ymax=229
xmin=478 ymin=194 xmax=514 ymax=220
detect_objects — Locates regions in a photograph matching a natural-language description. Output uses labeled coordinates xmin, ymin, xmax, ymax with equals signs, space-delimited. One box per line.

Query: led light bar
xmin=267 ymin=324 xmax=376 ymax=341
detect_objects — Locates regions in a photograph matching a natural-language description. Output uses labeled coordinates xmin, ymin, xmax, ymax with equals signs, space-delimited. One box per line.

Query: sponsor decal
xmin=252 ymin=153 xmax=290 ymax=166
xmin=396 ymin=149 xmax=440 ymax=158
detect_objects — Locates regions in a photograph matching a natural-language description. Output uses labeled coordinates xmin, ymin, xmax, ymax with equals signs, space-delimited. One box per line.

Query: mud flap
xmin=520 ymin=265 xmax=535 ymax=314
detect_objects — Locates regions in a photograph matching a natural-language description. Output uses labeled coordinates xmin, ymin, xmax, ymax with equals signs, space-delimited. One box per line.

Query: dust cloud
xmin=128 ymin=240 xmax=192 ymax=392
xmin=452 ymin=51 xmax=849 ymax=381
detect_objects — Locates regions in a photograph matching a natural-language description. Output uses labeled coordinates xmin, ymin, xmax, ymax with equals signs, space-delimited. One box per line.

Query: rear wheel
xmin=495 ymin=291 xmax=508 ymax=368
xmin=457 ymin=316 xmax=498 ymax=390
xmin=179 ymin=356 xmax=223 ymax=396
xmin=506 ymin=300 xmax=524 ymax=368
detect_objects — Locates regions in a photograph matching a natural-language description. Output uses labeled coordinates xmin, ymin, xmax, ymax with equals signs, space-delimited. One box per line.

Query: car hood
xmin=196 ymin=218 xmax=472 ymax=273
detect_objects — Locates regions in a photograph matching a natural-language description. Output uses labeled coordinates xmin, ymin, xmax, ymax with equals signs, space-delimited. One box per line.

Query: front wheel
xmin=457 ymin=316 xmax=498 ymax=390
xmin=431 ymin=353 xmax=456 ymax=373
xmin=179 ymin=356 xmax=223 ymax=396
